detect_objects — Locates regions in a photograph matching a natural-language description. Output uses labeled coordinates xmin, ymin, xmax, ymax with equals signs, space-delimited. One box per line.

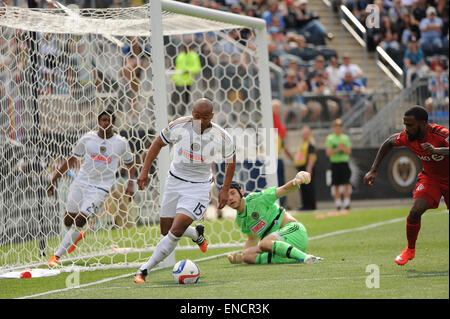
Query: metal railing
xmin=338 ymin=4 xmax=403 ymax=90
xmin=359 ymin=74 xmax=449 ymax=147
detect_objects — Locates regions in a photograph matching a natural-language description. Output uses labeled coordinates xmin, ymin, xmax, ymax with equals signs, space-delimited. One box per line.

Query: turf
xmin=1 ymin=206 xmax=448 ymax=300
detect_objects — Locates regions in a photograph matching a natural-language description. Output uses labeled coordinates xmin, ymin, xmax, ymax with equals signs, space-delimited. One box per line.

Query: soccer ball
xmin=172 ymin=259 xmax=200 ymax=284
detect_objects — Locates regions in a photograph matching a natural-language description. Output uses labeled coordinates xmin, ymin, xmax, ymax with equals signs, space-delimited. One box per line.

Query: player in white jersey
xmin=47 ymin=110 xmax=135 ymax=267
xmin=134 ymin=98 xmax=236 ymax=283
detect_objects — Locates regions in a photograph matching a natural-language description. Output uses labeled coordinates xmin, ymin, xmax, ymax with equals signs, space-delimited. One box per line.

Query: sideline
xmin=17 ymin=210 xmax=448 ymax=299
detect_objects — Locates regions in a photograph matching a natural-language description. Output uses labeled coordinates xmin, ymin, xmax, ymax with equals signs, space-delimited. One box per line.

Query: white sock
xmin=335 ymin=198 xmax=342 ymax=209
xmin=343 ymin=197 xmax=351 ymax=208
xmin=140 ymin=231 xmax=180 ymax=272
xmin=182 ymin=226 xmax=198 ymax=241
xmin=55 ymin=228 xmax=81 ymax=257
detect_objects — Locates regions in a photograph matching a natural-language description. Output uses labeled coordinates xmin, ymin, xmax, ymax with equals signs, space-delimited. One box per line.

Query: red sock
xmin=406 ymin=215 xmax=421 ymax=250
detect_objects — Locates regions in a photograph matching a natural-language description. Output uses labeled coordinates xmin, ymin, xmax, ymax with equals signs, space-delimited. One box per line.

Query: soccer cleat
xmin=395 ymin=248 xmax=415 ymax=266
xmin=67 ymin=231 xmax=85 ymax=254
xmin=227 ymin=252 xmax=243 ymax=264
xmin=133 ymin=269 xmax=148 ymax=283
xmin=193 ymin=225 xmax=208 ymax=253
xmin=48 ymin=255 xmax=60 ymax=267
xmin=303 ymin=254 xmax=323 ymax=264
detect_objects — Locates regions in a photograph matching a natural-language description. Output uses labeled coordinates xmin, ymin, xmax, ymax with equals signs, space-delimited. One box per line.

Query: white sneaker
xmin=304 ymin=254 xmax=323 ymax=264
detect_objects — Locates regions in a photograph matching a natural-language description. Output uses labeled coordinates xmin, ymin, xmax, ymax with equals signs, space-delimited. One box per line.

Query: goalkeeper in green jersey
xmin=226 ymin=171 xmax=323 ymax=265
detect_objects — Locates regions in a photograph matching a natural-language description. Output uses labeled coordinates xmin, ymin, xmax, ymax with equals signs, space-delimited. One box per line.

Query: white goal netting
xmin=0 ymin=1 xmax=274 ymax=271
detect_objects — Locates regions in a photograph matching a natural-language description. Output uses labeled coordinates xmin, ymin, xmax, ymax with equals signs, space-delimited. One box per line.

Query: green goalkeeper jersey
xmin=235 ymin=187 xmax=285 ymax=240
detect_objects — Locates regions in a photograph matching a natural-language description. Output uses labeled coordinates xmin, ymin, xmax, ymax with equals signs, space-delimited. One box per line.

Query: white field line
xmin=16 ymin=210 xmax=448 ymax=299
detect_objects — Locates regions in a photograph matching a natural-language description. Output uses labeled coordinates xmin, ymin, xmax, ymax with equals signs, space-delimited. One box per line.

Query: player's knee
xmin=409 ymin=205 xmax=426 ymax=221
xmin=63 ymin=214 xmax=75 ymax=228
xmin=169 ymin=225 xmax=187 ymax=238
xmin=75 ymin=214 xmax=87 ymax=228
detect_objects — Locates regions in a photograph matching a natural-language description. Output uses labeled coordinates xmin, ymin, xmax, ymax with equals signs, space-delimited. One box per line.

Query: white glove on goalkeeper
xmin=294 ymin=171 xmax=311 ymax=187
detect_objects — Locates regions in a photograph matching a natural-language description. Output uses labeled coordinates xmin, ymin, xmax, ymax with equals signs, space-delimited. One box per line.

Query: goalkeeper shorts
xmin=272 ymin=221 xmax=308 ymax=252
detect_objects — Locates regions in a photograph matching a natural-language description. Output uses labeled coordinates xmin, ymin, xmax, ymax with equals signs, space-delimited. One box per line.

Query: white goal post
xmin=0 ymin=0 xmax=277 ymax=272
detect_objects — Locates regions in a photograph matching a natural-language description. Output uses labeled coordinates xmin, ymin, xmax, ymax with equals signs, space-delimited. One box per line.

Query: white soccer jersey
xmin=160 ymin=116 xmax=235 ymax=183
xmin=71 ymin=131 xmax=134 ymax=191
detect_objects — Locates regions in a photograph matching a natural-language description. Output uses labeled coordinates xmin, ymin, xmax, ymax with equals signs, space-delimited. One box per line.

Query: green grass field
xmin=1 ymin=206 xmax=448 ymax=300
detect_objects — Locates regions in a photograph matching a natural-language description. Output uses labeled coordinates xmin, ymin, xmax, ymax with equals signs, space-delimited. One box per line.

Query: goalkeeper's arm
xmin=275 ymin=171 xmax=311 ymax=198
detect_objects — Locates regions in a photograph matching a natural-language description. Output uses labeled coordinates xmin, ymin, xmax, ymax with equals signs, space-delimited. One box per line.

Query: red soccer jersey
xmin=395 ymin=124 xmax=449 ymax=180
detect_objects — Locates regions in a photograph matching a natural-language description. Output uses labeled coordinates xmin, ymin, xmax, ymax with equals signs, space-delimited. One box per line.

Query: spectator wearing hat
xmin=403 ymin=35 xmax=429 ymax=86
xmin=419 ymin=6 xmax=444 ymax=53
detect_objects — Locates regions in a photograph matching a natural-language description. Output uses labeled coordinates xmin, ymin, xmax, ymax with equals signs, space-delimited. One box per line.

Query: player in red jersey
xmin=364 ymin=106 xmax=449 ymax=265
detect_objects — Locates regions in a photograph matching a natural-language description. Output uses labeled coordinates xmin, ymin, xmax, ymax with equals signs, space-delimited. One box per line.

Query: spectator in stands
xmin=436 ymin=0 xmax=449 ymax=38
xmin=268 ymin=14 xmax=286 ymax=36
xmin=282 ymin=0 xmax=302 ymax=33
xmin=419 ymin=6 xmax=444 ymax=53
xmin=269 ymin=27 xmax=288 ymax=57
xmin=310 ymin=70 xmax=340 ymax=120
xmin=268 ymin=41 xmax=283 ymax=68
xmin=305 ymin=55 xmax=326 ymax=90
xmin=67 ymin=37 xmax=101 ymax=112
xmin=403 ymin=35 xmax=429 ymax=86
xmin=262 ymin=0 xmax=286 ymax=29
xmin=120 ymin=36 xmax=150 ymax=119
xmin=349 ymin=0 xmax=372 ymax=24
xmin=389 ymin=0 xmax=409 ymax=27
xmin=286 ymin=33 xmax=309 ymax=61
xmin=295 ymin=0 xmax=333 ymax=45
xmin=325 ymin=56 xmax=341 ymax=92
xmin=401 ymin=0 xmax=418 ymax=10
xmin=216 ymin=28 xmax=242 ymax=59
xmin=336 ymin=71 xmax=366 ymax=113
xmin=399 ymin=12 xmax=421 ymax=47
xmin=198 ymin=36 xmax=217 ymax=91
xmin=283 ymin=69 xmax=309 ymax=124
xmin=428 ymin=63 xmax=449 ymax=102
xmin=294 ymin=125 xmax=317 ymax=210
xmin=338 ymin=53 xmax=365 ymax=85
xmin=380 ymin=15 xmax=402 ymax=52
xmin=412 ymin=0 xmax=429 ymax=23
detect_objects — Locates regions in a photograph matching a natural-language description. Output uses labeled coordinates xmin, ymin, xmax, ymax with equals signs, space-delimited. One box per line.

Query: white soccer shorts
xmin=160 ymin=173 xmax=212 ymax=221
xmin=66 ymin=182 xmax=109 ymax=217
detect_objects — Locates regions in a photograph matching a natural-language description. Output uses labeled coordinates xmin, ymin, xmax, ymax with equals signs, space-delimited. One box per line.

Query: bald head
xmin=192 ymin=98 xmax=214 ymax=133
xmin=193 ymin=98 xmax=214 ymax=114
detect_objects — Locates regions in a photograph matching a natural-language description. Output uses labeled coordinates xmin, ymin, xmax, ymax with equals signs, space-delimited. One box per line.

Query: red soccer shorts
xmin=413 ymin=172 xmax=449 ymax=209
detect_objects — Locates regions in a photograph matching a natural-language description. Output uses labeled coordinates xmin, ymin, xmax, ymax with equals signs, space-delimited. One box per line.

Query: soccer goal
xmin=0 ymin=0 xmax=276 ymax=272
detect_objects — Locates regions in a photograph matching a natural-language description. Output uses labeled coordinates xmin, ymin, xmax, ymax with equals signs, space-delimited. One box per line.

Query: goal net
xmin=0 ymin=1 xmax=275 ymax=272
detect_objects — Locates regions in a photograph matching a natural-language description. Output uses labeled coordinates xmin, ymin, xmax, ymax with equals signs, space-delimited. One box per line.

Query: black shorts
xmin=331 ymin=162 xmax=351 ymax=185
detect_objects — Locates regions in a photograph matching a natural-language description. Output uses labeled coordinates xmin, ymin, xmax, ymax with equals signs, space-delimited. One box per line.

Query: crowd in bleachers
xmin=3 ymin=0 xmax=448 ymax=128
xmin=342 ymin=0 xmax=449 ymax=85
